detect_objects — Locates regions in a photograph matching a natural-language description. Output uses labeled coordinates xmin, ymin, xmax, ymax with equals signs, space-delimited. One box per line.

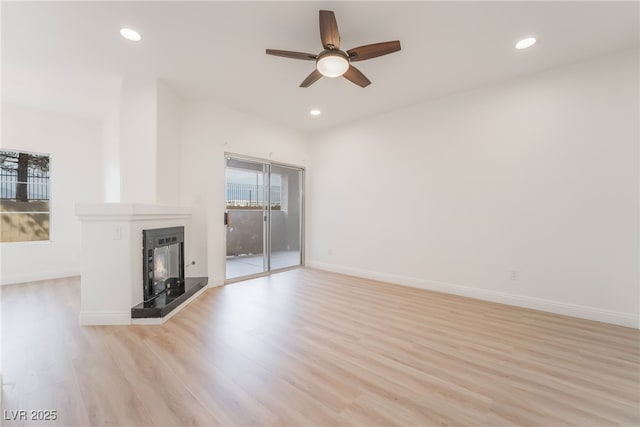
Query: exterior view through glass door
xmin=225 ymin=156 xmax=303 ymax=280
xmin=269 ymin=164 xmax=303 ymax=270
xmin=225 ymin=157 xmax=268 ymax=279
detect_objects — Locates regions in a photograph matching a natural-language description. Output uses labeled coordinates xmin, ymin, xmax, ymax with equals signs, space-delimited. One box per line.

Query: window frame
xmin=0 ymin=149 xmax=52 ymax=244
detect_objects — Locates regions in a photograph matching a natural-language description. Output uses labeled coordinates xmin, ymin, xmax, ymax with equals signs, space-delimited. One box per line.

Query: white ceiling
xmin=3 ymin=1 xmax=639 ymax=132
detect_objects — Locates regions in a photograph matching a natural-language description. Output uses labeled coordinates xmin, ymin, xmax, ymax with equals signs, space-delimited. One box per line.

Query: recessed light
xmin=120 ymin=28 xmax=142 ymax=42
xmin=310 ymin=109 xmax=321 ymax=116
xmin=516 ymin=37 xmax=536 ymax=50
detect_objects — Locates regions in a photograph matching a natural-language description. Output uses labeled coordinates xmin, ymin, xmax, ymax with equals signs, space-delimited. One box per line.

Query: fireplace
xmin=143 ymin=226 xmax=185 ymax=302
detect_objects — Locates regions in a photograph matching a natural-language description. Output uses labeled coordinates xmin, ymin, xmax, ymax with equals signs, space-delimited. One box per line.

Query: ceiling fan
xmin=266 ymin=10 xmax=401 ymax=88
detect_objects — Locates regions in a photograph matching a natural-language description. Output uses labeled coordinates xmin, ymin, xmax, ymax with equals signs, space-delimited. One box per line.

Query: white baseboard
xmin=208 ymin=277 xmax=225 ymax=288
xmin=79 ymin=310 xmax=131 ymax=326
xmin=131 ymin=317 xmax=163 ymax=325
xmin=307 ymin=261 xmax=639 ymax=329
xmin=82 ymin=280 xmax=211 ymax=326
xmin=1 ymin=269 xmax=80 ymax=285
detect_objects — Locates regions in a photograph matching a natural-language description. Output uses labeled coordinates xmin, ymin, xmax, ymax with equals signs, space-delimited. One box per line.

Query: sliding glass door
xmin=270 ymin=164 xmax=303 ymax=270
xmin=225 ymin=156 xmax=303 ymax=280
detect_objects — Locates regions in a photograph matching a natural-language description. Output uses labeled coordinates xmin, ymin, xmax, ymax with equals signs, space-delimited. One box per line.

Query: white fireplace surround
xmin=75 ymin=203 xmax=195 ymax=325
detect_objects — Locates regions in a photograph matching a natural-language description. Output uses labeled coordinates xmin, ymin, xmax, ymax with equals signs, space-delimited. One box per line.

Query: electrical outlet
xmin=113 ymin=226 xmax=122 ymax=241
xmin=510 ymin=269 xmax=519 ymax=281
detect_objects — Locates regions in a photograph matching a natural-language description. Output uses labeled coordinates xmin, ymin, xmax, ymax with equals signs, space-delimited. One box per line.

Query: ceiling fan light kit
xmin=266 ymin=10 xmax=401 ymax=88
xmin=316 ymin=50 xmax=350 ymax=77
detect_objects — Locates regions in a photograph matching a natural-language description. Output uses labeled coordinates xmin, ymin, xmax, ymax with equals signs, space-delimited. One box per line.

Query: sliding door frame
xmin=224 ymin=152 xmax=305 ymax=284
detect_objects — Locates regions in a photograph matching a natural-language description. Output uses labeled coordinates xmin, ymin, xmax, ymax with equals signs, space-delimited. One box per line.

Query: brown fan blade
xmin=319 ymin=10 xmax=340 ymax=49
xmin=347 ymin=41 xmax=401 ymax=62
xmin=266 ymin=49 xmax=317 ymax=61
xmin=300 ymin=69 xmax=323 ymax=87
xmin=343 ymin=65 xmax=371 ymax=88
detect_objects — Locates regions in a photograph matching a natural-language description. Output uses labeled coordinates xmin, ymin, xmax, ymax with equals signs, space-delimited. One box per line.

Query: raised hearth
xmin=132 ymin=277 xmax=207 ymax=318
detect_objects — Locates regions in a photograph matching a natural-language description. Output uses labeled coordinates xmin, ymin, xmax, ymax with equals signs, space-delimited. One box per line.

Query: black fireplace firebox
xmin=133 ymin=226 xmax=207 ymax=319
xmin=142 ymin=226 xmax=185 ymax=302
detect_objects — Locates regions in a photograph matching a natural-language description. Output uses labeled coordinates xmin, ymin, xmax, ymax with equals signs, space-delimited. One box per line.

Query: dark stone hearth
xmin=131 ymin=277 xmax=207 ymax=319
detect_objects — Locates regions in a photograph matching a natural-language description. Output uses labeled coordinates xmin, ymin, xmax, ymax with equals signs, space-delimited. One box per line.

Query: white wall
xmin=308 ymin=49 xmax=639 ymax=328
xmin=100 ymin=78 xmax=182 ymax=205
xmin=1 ymin=103 xmax=103 ymax=284
xmin=180 ymin=101 xmax=309 ymax=284
xmin=119 ymin=77 xmax=157 ymax=204
xmin=156 ymin=81 xmax=183 ymax=205
xmin=101 ymin=101 xmax=121 ymax=202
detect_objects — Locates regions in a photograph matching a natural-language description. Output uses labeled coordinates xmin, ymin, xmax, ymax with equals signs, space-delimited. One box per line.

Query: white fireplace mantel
xmin=76 ymin=203 xmax=194 ymax=325
xmin=76 ymin=203 xmax=192 ymax=221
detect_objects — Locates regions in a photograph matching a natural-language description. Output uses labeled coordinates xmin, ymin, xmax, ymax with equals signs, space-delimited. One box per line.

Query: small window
xmin=0 ymin=150 xmax=50 ymax=242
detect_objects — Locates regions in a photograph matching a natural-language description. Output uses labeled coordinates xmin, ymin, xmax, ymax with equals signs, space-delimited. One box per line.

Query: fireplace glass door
xmin=153 ymin=243 xmax=180 ymax=286
xmin=142 ymin=226 xmax=185 ymax=302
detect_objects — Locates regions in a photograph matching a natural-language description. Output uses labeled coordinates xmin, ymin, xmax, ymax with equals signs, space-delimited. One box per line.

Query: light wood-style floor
xmin=2 ymin=268 xmax=639 ymax=426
